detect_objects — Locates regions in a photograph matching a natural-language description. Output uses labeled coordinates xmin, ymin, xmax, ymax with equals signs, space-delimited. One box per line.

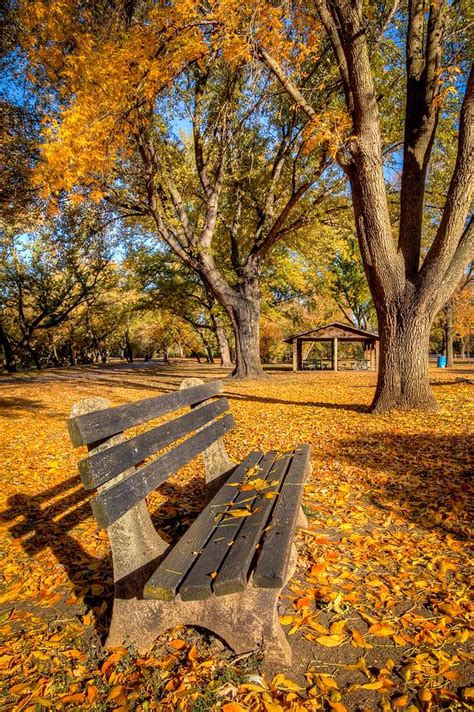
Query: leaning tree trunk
xmin=372 ymin=304 xmax=437 ymax=413
xmin=49 ymin=344 xmax=60 ymax=367
xmin=212 ymin=316 xmax=232 ymax=368
xmin=199 ymin=333 xmax=214 ymax=364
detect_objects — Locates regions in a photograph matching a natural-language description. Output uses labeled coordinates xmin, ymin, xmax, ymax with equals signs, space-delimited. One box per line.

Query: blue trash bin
xmin=437 ymin=355 xmax=447 ymax=368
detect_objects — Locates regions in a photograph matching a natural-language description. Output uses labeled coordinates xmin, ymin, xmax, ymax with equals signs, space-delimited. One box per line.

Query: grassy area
xmin=0 ymin=361 xmax=472 ymax=711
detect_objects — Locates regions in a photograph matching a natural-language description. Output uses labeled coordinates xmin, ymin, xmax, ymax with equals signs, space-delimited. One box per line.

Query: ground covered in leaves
xmin=0 ymin=361 xmax=472 ymax=711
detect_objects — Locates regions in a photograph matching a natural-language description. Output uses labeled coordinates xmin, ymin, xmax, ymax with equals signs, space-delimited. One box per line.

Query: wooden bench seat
xmin=68 ymin=378 xmax=311 ymax=664
xmin=146 ymin=444 xmax=309 ymax=601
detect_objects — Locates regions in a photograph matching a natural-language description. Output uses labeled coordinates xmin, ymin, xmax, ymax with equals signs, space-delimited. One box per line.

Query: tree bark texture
xmin=373 ymin=304 xmax=437 ymax=413
xmin=221 ymin=266 xmax=265 ymax=378
xmin=229 ymin=296 xmax=264 ymax=378
xmin=194 ymin=255 xmax=266 ymax=378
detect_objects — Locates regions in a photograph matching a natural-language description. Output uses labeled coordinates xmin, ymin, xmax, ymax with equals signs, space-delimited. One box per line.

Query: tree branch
xmin=418 ymin=66 xmax=474 ymax=311
xmin=398 ymin=0 xmax=445 ymax=278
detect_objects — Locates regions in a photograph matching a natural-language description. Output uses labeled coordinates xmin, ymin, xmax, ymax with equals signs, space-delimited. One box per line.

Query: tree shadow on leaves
xmin=225 ymin=391 xmax=369 ymax=413
xmin=431 ymin=378 xmax=473 ymax=386
xmin=0 ymin=396 xmax=44 ymax=416
xmin=335 ymin=433 xmax=473 ymax=540
xmin=0 ymin=362 xmax=228 ymax=395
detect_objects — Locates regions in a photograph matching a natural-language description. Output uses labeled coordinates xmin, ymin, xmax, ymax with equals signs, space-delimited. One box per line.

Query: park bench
xmin=67 ymin=378 xmax=311 ymax=665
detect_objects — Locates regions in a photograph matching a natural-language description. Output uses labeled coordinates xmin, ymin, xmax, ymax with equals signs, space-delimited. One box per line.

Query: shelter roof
xmin=284 ymin=321 xmax=379 ymax=344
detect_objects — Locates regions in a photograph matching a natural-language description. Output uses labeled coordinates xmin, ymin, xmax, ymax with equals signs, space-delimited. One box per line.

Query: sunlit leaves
xmin=19 ymin=0 xmax=296 ymax=199
xmin=1 ymin=365 xmax=472 ymax=709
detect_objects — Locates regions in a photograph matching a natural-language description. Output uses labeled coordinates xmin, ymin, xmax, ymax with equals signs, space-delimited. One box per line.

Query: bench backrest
xmin=67 ymin=381 xmax=233 ymax=529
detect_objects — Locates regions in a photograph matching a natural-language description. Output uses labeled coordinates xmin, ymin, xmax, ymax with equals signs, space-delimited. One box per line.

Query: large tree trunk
xmin=227 ymin=272 xmax=265 ymax=378
xmin=199 ymin=258 xmax=265 ymax=378
xmin=230 ymin=302 xmax=264 ymax=377
xmin=372 ymin=306 xmax=437 ymax=413
xmin=262 ymin=1 xmax=473 ymax=412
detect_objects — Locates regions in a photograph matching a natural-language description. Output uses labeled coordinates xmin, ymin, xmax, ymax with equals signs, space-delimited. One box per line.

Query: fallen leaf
xmin=367 ymin=622 xmax=396 ymax=637
xmin=169 ymin=639 xmax=186 ymax=650
xmin=316 ymin=634 xmax=344 ymax=647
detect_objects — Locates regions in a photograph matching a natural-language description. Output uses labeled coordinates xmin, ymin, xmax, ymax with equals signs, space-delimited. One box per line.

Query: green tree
xmin=128 ymin=246 xmax=233 ymax=366
xmin=326 ymin=236 xmax=375 ymax=330
xmin=0 ymin=205 xmax=113 ymax=369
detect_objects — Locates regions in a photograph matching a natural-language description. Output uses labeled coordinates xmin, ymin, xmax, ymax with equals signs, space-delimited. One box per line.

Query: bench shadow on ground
xmin=334 ymin=432 xmax=473 ymax=540
xmin=3 ymin=472 xmax=207 ymax=640
xmin=3 ymin=477 xmax=111 ymax=637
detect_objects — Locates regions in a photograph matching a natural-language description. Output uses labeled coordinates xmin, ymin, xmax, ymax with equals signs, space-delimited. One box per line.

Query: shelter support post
xmin=332 ymin=337 xmax=338 ymax=372
xmin=292 ymin=339 xmax=302 ymax=372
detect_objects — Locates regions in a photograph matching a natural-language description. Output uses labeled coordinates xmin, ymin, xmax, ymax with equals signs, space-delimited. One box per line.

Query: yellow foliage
xmin=19 ymin=0 xmax=295 ymax=201
xmin=302 ymin=111 xmax=352 ymax=158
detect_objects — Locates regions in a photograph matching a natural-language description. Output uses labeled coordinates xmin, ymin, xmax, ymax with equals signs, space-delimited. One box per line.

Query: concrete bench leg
xmin=106 ymin=585 xmax=292 ymax=666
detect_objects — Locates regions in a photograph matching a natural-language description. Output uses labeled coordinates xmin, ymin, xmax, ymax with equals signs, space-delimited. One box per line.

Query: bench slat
xmin=68 ymin=381 xmax=223 ymax=447
xmin=91 ymin=413 xmax=235 ymax=528
xmin=78 ymin=398 xmax=229 ymax=489
xmin=143 ymin=451 xmax=264 ymax=601
xmin=213 ymin=452 xmax=292 ymax=597
xmin=253 ymin=444 xmax=311 ymax=589
xmin=178 ymin=451 xmax=278 ymax=601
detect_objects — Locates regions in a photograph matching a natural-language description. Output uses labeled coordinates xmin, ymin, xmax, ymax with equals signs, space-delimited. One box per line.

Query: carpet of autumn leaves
xmin=0 ymin=361 xmax=473 ymax=712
